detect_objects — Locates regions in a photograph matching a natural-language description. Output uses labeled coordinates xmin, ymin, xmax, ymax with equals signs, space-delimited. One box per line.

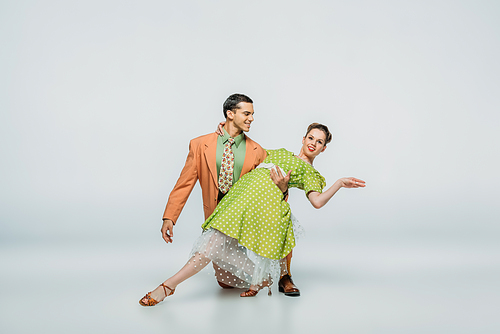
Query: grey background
xmin=1 ymin=1 xmax=499 ymax=333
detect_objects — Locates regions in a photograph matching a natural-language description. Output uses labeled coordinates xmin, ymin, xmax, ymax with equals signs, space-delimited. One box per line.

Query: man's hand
xmin=161 ymin=219 xmax=174 ymax=243
xmin=270 ymin=168 xmax=291 ymax=193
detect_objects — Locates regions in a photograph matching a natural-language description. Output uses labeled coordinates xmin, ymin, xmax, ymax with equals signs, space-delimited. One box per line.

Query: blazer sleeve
xmin=256 ymin=144 xmax=267 ymax=164
xmin=252 ymin=138 xmax=267 ymax=165
xmin=162 ymin=140 xmax=199 ymax=224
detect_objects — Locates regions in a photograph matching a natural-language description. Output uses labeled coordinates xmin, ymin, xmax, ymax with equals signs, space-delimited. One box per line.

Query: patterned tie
xmin=218 ymin=137 xmax=235 ymax=194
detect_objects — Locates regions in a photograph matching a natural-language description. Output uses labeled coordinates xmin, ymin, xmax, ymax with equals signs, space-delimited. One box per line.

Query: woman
xmin=139 ymin=123 xmax=365 ymax=305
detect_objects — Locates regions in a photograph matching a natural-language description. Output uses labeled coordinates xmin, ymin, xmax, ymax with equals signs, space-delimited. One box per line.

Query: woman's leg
xmin=241 ymin=251 xmax=293 ymax=297
xmin=140 ymin=252 xmax=211 ymax=303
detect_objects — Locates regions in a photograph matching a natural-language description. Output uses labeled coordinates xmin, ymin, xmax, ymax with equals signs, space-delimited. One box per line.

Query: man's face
xmin=228 ymin=102 xmax=254 ymax=132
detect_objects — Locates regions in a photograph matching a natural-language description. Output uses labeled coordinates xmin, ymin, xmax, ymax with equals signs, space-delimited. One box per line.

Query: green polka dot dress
xmin=201 ymin=148 xmax=326 ymax=260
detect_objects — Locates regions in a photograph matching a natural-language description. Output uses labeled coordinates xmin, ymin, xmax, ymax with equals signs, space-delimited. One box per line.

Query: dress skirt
xmin=190 ymin=213 xmax=303 ymax=289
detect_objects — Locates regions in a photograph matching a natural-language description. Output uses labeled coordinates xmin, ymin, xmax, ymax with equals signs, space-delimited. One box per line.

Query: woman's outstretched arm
xmin=307 ymin=177 xmax=365 ymax=209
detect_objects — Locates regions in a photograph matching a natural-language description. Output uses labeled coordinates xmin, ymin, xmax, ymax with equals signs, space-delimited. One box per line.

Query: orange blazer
xmin=163 ymin=132 xmax=267 ymax=224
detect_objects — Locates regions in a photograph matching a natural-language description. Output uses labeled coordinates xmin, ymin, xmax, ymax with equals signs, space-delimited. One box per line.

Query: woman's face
xmin=301 ymin=128 xmax=327 ymax=159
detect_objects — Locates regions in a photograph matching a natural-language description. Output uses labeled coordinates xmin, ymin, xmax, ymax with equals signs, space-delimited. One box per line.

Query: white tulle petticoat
xmin=189 ymin=213 xmax=304 ymax=289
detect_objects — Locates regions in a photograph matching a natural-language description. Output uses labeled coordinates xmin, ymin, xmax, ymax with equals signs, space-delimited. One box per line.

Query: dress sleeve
xmin=302 ymin=168 xmax=326 ymax=196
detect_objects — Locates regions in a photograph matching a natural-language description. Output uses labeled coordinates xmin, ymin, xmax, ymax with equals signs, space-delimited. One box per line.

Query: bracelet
xmin=282 ymin=189 xmax=288 ymax=200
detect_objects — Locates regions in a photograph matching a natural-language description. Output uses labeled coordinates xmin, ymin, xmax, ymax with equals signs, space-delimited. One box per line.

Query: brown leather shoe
xmin=278 ymin=274 xmax=300 ymax=296
xmin=217 ymin=281 xmax=234 ymax=289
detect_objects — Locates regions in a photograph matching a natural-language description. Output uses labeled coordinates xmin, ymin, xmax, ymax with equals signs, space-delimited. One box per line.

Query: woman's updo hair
xmin=305 ymin=123 xmax=332 ymax=144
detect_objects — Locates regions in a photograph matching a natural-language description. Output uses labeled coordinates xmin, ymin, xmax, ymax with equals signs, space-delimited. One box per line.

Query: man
xmin=160 ymin=93 xmax=300 ymax=296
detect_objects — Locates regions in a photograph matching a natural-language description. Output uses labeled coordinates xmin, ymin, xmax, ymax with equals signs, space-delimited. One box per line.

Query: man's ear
xmin=226 ymin=110 xmax=234 ymax=120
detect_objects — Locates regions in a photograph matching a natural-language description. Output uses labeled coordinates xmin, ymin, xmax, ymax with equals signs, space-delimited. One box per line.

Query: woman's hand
xmin=308 ymin=177 xmax=366 ymax=209
xmin=215 ymin=121 xmax=226 ymax=136
xmin=338 ymin=177 xmax=366 ymax=188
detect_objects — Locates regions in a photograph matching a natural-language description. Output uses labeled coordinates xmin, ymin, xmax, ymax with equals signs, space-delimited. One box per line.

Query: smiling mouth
xmin=308 ymin=146 xmax=315 ymax=152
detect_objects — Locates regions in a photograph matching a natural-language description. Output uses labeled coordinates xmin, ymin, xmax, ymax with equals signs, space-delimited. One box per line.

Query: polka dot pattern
xmin=202 ymin=148 xmax=325 ymax=260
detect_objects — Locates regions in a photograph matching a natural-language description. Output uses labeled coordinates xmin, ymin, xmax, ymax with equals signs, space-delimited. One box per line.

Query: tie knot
xmin=227 ymin=138 xmax=235 ymax=145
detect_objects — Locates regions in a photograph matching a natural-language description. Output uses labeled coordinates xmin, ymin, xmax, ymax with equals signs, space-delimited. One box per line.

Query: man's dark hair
xmin=223 ymin=93 xmax=253 ymax=118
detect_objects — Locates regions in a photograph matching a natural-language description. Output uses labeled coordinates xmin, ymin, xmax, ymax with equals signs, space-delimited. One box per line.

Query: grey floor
xmin=1 ymin=232 xmax=499 ymax=334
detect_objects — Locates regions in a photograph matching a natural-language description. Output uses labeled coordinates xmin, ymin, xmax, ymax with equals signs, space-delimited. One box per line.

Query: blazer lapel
xmin=204 ymin=134 xmax=218 ymax=186
xmin=242 ymin=135 xmax=258 ymax=175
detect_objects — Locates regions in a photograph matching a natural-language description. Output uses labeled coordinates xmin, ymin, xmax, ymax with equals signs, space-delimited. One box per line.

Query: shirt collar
xmin=221 ymin=128 xmax=245 ymax=148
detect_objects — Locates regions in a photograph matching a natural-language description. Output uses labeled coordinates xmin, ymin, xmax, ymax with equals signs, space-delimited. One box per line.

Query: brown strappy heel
xmin=139 ymin=283 xmax=175 ymax=306
xmin=240 ymin=280 xmax=272 ymax=297
xmin=240 ymin=289 xmax=259 ymax=297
